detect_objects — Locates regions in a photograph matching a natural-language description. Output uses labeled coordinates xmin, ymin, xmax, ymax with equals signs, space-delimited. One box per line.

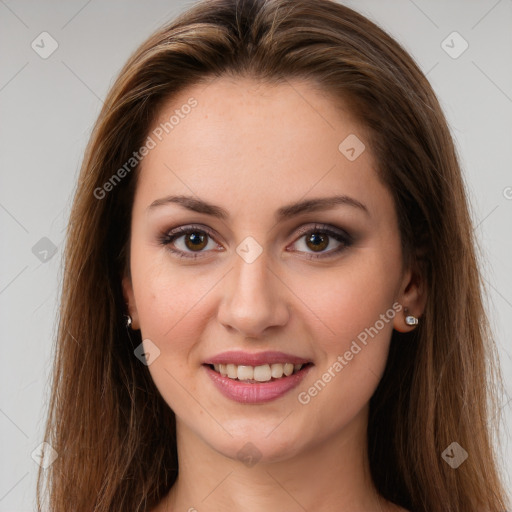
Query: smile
xmin=203 ymin=363 xmax=314 ymax=404
xmin=208 ymin=362 xmax=311 ymax=382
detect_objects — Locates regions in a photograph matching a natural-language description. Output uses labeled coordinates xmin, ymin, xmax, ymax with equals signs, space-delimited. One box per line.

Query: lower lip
xmin=203 ymin=364 xmax=313 ymax=404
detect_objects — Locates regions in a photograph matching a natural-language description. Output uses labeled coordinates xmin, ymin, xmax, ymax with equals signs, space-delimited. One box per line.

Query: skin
xmin=122 ymin=76 xmax=426 ymax=512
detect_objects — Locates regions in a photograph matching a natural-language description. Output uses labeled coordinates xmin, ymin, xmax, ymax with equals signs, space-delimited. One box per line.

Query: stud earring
xmin=125 ymin=314 xmax=132 ymax=329
xmin=404 ymin=313 xmax=419 ymax=326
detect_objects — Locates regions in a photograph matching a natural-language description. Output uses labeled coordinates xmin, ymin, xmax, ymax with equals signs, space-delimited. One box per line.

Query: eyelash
xmin=158 ymin=223 xmax=353 ymax=260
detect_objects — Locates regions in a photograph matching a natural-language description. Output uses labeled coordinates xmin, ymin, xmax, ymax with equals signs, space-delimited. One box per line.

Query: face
xmin=122 ymin=76 xmax=423 ymax=463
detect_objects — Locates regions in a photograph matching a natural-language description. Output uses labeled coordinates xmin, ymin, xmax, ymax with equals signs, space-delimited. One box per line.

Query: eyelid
xmin=291 ymin=223 xmax=352 ymax=241
xmin=285 ymin=224 xmax=353 ymax=259
xmin=159 ymin=222 xmax=352 ymax=259
xmin=159 ymin=223 xmax=223 ymax=252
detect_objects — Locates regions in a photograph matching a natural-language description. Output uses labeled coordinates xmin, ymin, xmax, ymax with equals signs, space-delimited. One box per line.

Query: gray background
xmin=1 ymin=0 xmax=511 ymax=509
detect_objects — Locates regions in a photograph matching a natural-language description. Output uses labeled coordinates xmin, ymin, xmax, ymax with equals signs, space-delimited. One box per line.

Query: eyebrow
xmin=147 ymin=194 xmax=370 ymax=221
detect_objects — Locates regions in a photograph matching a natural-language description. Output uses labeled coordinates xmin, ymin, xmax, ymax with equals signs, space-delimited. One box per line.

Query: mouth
xmin=203 ymin=362 xmax=314 ymax=383
xmin=202 ymin=350 xmax=315 ymax=403
xmin=203 ymin=360 xmax=314 ymax=403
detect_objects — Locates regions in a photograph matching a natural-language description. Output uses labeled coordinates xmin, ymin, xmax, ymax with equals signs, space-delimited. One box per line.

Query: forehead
xmin=149 ymin=76 xmax=366 ymax=152
xmin=134 ymin=76 xmax=387 ymax=221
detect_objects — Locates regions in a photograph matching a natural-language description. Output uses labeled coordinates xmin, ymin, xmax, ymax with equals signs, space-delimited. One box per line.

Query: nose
xmin=217 ymin=250 xmax=290 ymax=339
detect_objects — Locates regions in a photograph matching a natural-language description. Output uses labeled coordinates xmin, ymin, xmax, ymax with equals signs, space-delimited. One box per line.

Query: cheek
xmin=133 ymin=267 xmax=207 ymax=346
xmin=130 ymin=239 xmax=227 ymax=368
xmin=129 ymin=248 xmax=215 ymax=413
xmin=301 ymin=252 xmax=399 ymax=348
xmin=293 ymin=256 xmax=400 ymax=421
xmin=296 ymin=251 xmax=401 ymax=416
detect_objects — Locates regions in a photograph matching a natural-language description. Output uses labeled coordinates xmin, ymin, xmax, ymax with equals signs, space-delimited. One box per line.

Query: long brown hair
xmin=36 ymin=0 xmax=509 ymax=510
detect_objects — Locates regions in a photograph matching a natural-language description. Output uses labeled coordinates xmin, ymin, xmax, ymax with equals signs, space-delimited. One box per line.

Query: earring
xmin=405 ymin=313 xmax=419 ymax=326
xmin=125 ymin=314 xmax=132 ymax=329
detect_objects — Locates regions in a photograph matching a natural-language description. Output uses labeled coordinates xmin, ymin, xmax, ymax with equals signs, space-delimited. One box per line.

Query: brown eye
xmin=159 ymin=223 xmax=352 ymax=260
xmin=159 ymin=225 xmax=219 ymax=259
xmin=305 ymin=232 xmax=329 ymax=252
xmin=183 ymin=231 xmax=208 ymax=251
xmin=289 ymin=224 xmax=353 ymax=260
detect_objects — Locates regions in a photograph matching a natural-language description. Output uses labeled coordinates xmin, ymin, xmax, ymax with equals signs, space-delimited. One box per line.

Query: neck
xmin=158 ymin=405 xmax=393 ymax=512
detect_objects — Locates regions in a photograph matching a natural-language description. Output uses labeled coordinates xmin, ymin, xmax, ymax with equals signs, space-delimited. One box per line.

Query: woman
xmin=36 ymin=0 xmax=510 ymax=511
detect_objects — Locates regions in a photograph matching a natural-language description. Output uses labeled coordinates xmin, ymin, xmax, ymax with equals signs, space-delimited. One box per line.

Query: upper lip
xmin=204 ymin=350 xmax=313 ymax=366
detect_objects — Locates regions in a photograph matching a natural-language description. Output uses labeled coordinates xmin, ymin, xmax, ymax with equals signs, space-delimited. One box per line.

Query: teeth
xmin=226 ymin=364 xmax=237 ymax=378
xmin=237 ymin=365 xmax=254 ymax=381
xmin=253 ymin=365 xmax=270 ymax=382
xmin=270 ymin=363 xmax=283 ymax=378
xmin=212 ymin=362 xmax=305 ymax=382
xmin=283 ymin=363 xmax=294 ymax=376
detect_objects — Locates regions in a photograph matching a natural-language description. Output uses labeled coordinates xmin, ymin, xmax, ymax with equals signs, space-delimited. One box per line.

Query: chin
xmin=203 ymin=427 xmax=305 ymax=466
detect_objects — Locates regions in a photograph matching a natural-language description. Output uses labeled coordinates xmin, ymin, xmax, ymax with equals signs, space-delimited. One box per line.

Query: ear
xmin=393 ymin=262 xmax=427 ymax=333
xmin=122 ymin=273 xmax=140 ymax=330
